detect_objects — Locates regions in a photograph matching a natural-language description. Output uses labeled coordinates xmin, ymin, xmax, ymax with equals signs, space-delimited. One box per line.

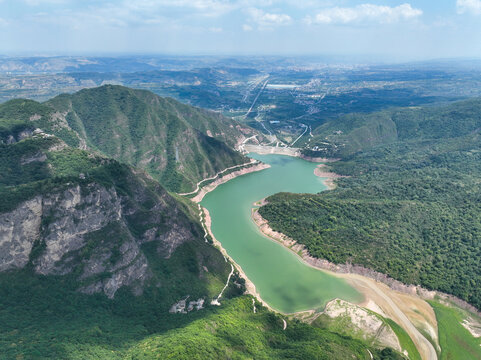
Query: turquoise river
xmin=201 ymin=153 xmax=363 ymax=314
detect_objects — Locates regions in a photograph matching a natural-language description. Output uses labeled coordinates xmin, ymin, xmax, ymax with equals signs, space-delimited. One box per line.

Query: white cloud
xmin=247 ymin=7 xmax=292 ymax=28
xmin=457 ymin=0 xmax=481 ymax=14
xmin=242 ymin=24 xmax=253 ymax=31
xmin=305 ymin=3 xmax=422 ymax=25
xmin=22 ymin=0 xmax=69 ymax=5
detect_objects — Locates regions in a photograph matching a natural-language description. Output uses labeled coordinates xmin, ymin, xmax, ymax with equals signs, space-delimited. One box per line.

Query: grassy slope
xmin=384 ymin=319 xmax=422 ymax=360
xmin=428 ymin=301 xmax=481 ymax=360
xmin=312 ymin=304 xmax=421 ymax=360
xmin=305 ymin=98 xmax=481 ymax=158
xmin=126 ymin=296 xmax=374 ymax=360
xmin=260 ymin=99 xmax=481 ymax=309
xmin=0 ymin=277 xmax=399 ymax=360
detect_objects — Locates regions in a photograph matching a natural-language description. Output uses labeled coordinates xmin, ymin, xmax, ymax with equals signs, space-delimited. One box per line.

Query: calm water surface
xmin=201 ymin=154 xmax=362 ymax=313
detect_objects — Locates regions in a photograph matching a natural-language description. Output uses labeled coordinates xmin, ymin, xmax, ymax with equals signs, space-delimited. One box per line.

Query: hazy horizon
xmin=2 ymin=0 xmax=481 ymax=62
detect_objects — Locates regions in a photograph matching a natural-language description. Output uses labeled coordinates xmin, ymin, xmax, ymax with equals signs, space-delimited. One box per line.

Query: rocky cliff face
xmin=0 ymin=176 xmax=199 ymax=298
xmin=0 ymin=196 xmax=42 ymax=271
xmin=0 ymin=100 xmax=233 ymax=309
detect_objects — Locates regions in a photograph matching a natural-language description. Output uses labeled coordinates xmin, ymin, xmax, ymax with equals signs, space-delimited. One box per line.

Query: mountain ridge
xmin=0 ymin=85 xmax=260 ymax=192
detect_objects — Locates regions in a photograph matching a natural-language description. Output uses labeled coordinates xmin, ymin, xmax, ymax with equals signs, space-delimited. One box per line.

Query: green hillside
xmin=0 ymin=85 xmax=257 ymax=192
xmin=0 ymin=128 xmax=231 ymax=294
xmin=0 ymin=277 xmax=400 ymax=360
xmin=0 ymin=117 xmax=399 ymax=359
xmin=260 ymin=98 xmax=481 ymax=309
xmin=304 ymin=98 xmax=481 ymax=158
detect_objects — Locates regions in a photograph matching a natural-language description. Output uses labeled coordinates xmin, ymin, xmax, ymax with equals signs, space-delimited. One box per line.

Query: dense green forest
xmin=0 ymin=109 xmax=404 ymax=359
xmin=260 ymin=98 xmax=481 ymax=309
xmin=0 ymin=85 xmax=255 ymax=192
xmin=304 ymin=98 xmax=481 ymax=158
xmin=0 ymin=272 xmax=402 ymax=359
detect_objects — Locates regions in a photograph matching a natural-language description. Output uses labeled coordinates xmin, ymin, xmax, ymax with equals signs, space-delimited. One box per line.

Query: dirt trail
xmin=178 ymin=159 xmax=260 ymax=196
xmin=344 ymin=275 xmax=437 ymax=360
xmin=211 ymin=263 xmax=234 ymax=306
xmin=190 ymin=162 xmax=270 ymax=202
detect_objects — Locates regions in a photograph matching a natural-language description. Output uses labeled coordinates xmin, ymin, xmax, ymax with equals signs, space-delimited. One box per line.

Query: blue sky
xmin=1 ymin=0 xmax=481 ymax=60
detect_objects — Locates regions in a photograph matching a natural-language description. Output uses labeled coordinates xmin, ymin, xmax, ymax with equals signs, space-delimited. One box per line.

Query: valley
xmin=1 ymin=57 xmax=481 ymax=360
xmin=0 ymin=85 xmax=399 ymax=359
xmin=3 ymin=0 xmax=481 ymax=357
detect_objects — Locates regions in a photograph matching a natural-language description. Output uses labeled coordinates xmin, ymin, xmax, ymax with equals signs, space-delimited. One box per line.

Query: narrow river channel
xmin=201 ymin=154 xmax=362 ymax=313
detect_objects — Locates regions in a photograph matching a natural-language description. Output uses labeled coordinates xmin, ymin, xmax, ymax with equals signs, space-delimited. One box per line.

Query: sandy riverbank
xmin=244 ymin=144 xmax=340 ymax=163
xmin=313 ymin=164 xmax=346 ymax=190
xmin=191 ymin=148 xmax=437 ymax=357
xmin=300 ymin=155 xmax=341 ymax=162
xmin=244 ymin=145 xmax=343 ymax=190
xmin=244 ymin=144 xmax=301 ymax=157
xmin=190 ymin=162 xmax=270 ymax=203
xmin=251 ymin=208 xmax=439 ymax=360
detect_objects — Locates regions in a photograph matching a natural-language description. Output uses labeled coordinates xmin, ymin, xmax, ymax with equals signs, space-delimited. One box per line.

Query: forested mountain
xmin=0 ymin=85 xmax=258 ymax=192
xmin=0 ymin=99 xmax=401 ymax=359
xmin=260 ymin=98 xmax=481 ymax=309
xmin=0 ymin=125 xmax=232 ymax=299
xmin=305 ymin=98 xmax=481 ymax=158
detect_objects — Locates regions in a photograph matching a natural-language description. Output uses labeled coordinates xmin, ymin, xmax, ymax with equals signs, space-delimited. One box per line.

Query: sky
xmin=1 ymin=0 xmax=481 ymax=60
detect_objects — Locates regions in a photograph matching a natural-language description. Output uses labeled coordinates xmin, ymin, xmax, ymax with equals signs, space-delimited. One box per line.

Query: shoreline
xmin=189 ymin=149 xmax=437 ymax=358
xmin=244 ymin=144 xmax=339 ymax=163
xmin=314 ymin=163 xmax=346 ymax=190
xmin=243 ymin=144 xmax=300 ymax=157
xmin=185 ymin=148 xmax=472 ymax=358
xmin=202 ymin=207 xmax=276 ymax=313
xmin=187 ymin=152 xmax=314 ymax=315
xmin=251 ymin=205 xmax=480 ymax=315
xmin=179 ymin=159 xmax=262 ymax=197
xmin=244 ymin=144 xmax=344 ymax=190
xmin=184 ymin=149 xmax=479 ymax=318
xmin=251 ymin=207 xmax=440 ymax=360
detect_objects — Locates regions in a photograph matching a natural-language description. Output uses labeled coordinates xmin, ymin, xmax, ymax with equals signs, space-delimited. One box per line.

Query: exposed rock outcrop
xmin=0 ymin=179 xmax=198 ymax=299
xmin=0 ymin=196 xmax=43 ymax=271
xmin=322 ymin=299 xmax=401 ymax=352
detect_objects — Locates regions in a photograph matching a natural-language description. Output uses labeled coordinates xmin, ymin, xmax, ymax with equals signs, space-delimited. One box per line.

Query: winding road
xmin=178 ymin=159 xmax=257 ymax=196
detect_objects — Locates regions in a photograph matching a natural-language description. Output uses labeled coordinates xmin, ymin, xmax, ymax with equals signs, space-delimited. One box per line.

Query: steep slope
xmin=0 ymin=129 xmax=231 ymax=300
xmin=260 ymin=98 xmax=481 ymax=311
xmin=0 ymin=85 xmax=258 ymax=192
xmin=0 ymin=118 xmax=399 ymax=359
